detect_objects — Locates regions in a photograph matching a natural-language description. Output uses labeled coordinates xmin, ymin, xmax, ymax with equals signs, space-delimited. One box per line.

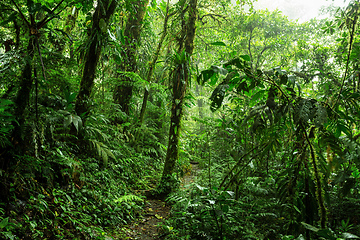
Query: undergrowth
xmin=0 ymin=151 xmax=156 ymax=240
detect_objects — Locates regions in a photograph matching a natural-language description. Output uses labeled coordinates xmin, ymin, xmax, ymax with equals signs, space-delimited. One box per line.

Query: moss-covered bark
xmin=75 ymin=0 xmax=117 ymax=119
xmin=158 ymin=0 xmax=198 ymax=195
xmin=160 ymin=63 xmax=187 ymax=189
xmin=12 ymin=36 xmax=36 ymax=147
xmin=113 ymin=0 xmax=149 ymax=115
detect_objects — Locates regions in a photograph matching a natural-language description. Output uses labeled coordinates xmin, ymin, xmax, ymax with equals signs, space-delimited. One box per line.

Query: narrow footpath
xmin=123 ymin=162 xmax=200 ymax=239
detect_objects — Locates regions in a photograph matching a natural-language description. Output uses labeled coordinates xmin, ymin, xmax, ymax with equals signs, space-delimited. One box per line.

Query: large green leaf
xmin=341 ymin=233 xmax=360 ymax=239
xmin=72 ymin=115 xmax=82 ymax=132
xmin=240 ymin=54 xmax=251 ymax=61
xmin=301 ymin=222 xmax=319 ymax=232
xmin=209 ymin=83 xmax=229 ymax=112
xmin=197 ymin=69 xmax=216 ymax=85
xmin=63 ymin=113 xmax=82 ymax=132
xmin=99 ymin=18 xmax=107 ymax=33
xmin=211 ymin=65 xmax=228 ymax=75
xmin=301 ymin=222 xmax=337 ymax=240
xmin=0 ymin=217 xmax=9 ymax=229
xmin=210 ymin=41 xmax=226 ymax=46
xmin=335 ymin=121 xmax=351 ymax=138
xmin=316 ymin=229 xmax=337 ymax=240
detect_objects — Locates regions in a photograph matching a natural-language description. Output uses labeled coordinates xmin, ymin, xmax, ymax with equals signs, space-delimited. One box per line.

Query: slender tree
xmin=138 ymin=0 xmax=172 ymax=125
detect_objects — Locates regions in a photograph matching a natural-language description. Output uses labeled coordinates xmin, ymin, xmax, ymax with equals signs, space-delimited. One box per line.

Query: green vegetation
xmin=1 ymin=0 xmax=360 ymax=239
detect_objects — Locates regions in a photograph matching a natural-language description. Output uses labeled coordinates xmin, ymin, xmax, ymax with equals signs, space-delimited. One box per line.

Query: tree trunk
xmin=196 ymin=84 xmax=204 ymax=132
xmin=139 ymin=0 xmax=171 ymax=125
xmin=75 ymin=0 xmax=117 ymax=119
xmin=158 ymin=0 xmax=198 ymax=195
xmin=113 ymin=0 xmax=149 ymax=116
xmin=11 ymin=36 xmax=36 ymax=148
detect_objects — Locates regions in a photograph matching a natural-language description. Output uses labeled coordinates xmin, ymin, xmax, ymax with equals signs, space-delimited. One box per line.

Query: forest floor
xmin=121 ymin=163 xmax=200 ymax=240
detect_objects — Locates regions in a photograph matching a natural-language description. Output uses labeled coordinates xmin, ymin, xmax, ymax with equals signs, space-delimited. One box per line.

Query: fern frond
xmin=254 ymin=212 xmax=278 ymax=218
xmin=295 ymin=98 xmax=312 ymax=123
xmin=114 ymin=194 xmax=143 ymax=204
xmin=314 ymin=102 xmax=328 ymax=127
xmin=89 ymin=139 xmax=115 ymax=167
xmin=85 ymin=125 xmax=110 ymax=142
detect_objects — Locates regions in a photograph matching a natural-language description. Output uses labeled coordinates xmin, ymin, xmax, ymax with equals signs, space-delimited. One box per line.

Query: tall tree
xmin=113 ymin=0 xmax=149 ymax=116
xmin=158 ymin=0 xmax=198 ymax=195
xmin=75 ymin=0 xmax=117 ymax=120
xmin=9 ymin=0 xmax=66 ymax=149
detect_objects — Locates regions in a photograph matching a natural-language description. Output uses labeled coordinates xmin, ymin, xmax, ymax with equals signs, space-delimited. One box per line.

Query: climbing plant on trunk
xmin=9 ymin=0 xmax=66 ymax=150
xmin=75 ymin=0 xmax=117 ymax=120
xmin=157 ymin=0 xmax=198 ymax=195
xmin=113 ymin=0 xmax=149 ymax=116
xmin=138 ymin=0 xmax=172 ymax=125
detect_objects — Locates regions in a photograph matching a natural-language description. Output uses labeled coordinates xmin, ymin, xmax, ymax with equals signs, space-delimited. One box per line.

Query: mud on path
xmin=122 ymin=163 xmax=200 ymax=240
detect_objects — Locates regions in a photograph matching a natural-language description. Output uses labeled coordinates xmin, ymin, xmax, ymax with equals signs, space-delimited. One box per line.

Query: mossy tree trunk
xmin=158 ymin=0 xmax=198 ymax=195
xmin=75 ymin=0 xmax=117 ymax=120
xmin=11 ymin=36 xmax=36 ymax=149
xmin=113 ymin=0 xmax=149 ymax=116
xmin=3 ymin=0 xmax=67 ymax=167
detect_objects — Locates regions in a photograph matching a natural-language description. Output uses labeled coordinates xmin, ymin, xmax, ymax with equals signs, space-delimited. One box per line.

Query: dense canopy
xmin=1 ymin=0 xmax=360 ymax=239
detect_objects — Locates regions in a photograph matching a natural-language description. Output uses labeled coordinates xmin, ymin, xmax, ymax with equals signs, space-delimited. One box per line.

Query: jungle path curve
xmin=122 ymin=162 xmax=200 ymax=239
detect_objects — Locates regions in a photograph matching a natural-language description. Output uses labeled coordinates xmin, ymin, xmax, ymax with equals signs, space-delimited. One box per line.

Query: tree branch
xmin=38 ymin=0 xmax=67 ymax=29
xmin=10 ymin=0 xmax=30 ymax=27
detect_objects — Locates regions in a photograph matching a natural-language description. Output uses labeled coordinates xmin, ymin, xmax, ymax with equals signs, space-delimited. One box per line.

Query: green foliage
xmin=0 ymin=207 xmax=19 ymax=240
xmin=114 ymin=194 xmax=143 ymax=204
xmin=0 ymin=99 xmax=15 ymax=148
xmin=0 ymin=152 xmax=148 ymax=239
xmin=166 ymin=177 xmax=285 ymax=239
xmin=302 ymin=222 xmax=359 ymax=240
xmin=2 ymin=0 xmax=360 ymax=239
xmin=88 ymin=139 xmax=115 ymax=167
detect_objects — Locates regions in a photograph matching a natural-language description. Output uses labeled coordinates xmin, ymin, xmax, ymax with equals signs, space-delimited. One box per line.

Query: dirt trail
xmin=123 ymin=199 xmax=170 ymax=239
xmin=123 ymin=163 xmax=200 ymax=240
xmin=181 ymin=162 xmax=200 ymax=188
